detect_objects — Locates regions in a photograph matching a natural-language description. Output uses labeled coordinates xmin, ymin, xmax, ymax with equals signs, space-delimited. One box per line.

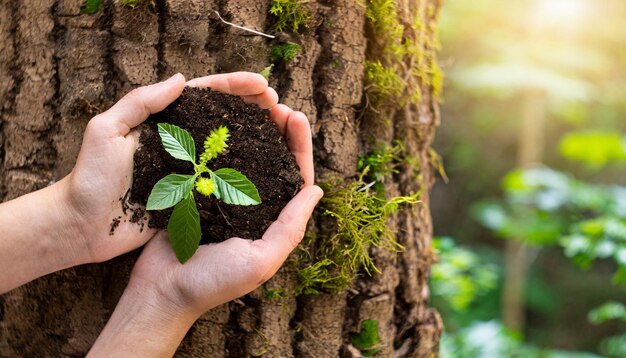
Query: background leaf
xmin=588 ymin=301 xmax=626 ymax=324
xmin=167 ymin=195 xmax=201 ymax=263
xmin=146 ymin=174 xmax=195 ymax=210
xmin=211 ymin=168 xmax=262 ymax=205
xmin=157 ymin=123 xmax=196 ymax=163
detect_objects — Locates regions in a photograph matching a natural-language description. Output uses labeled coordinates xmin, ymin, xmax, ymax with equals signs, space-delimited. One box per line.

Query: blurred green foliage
xmin=589 ymin=301 xmax=626 ymax=324
xmin=562 ymin=216 xmax=626 ymax=285
xmin=431 ymin=237 xmax=498 ymax=312
xmin=473 ymin=166 xmax=626 ymax=286
xmin=559 ymin=131 xmax=626 ymax=169
xmin=433 ymin=0 xmax=626 ymax=355
xmin=441 ymin=321 xmax=603 ymax=358
xmin=599 ymin=334 xmax=626 ymax=358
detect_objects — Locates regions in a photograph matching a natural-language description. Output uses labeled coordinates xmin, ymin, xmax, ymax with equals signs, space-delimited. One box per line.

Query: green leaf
xmin=157 ymin=123 xmax=196 ymax=163
xmin=559 ymin=131 xmax=626 ymax=170
xmin=146 ymin=174 xmax=195 ymax=210
xmin=81 ymin=0 xmax=102 ymax=14
xmin=588 ymin=301 xmax=626 ymax=324
xmin=211 ymin=168 xmax=261 ymax=205
xmin=167 ymin=195 xmax=201 ymax=264
xmin=259 ymin=64 xmax=274 ymax=80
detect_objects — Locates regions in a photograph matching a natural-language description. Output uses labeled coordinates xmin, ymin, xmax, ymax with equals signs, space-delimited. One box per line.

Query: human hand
xmin=0 ymin=73 xmax=187 ymax=292
xmin=53 ymin=73 xmax=185 ymax=265
xmin=59 ymin=72 xmax=283 ymax=265
xmin=89 ymin=75 xmax=322 ymax=356
xmin=131 ymin=77 xmax=321 ymax=314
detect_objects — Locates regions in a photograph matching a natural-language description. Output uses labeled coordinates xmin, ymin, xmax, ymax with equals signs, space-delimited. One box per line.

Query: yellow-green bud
xmin=196 ymin=177 xmax=215 ymax=197
xmin=200 ymin=126 xmax=230 ymax=164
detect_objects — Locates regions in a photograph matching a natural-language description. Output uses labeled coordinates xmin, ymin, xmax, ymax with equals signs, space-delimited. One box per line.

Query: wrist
xmin=0 ymin=179 xmax=88 ymax=292
xmin=48 ymin=177 xmax=92 ymax=266
xmin=90 ymin=277 xmax=198 ymax=357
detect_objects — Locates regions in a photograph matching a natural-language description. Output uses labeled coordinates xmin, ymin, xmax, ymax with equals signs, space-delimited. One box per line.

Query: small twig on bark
xmin=214 ymin=11 xmax=275 ymax=39
xmin=357 ymin=181 xmax=377 ymax=192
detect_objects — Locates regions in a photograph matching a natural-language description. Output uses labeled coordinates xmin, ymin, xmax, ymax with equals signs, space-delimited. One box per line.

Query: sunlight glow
xmin=531 ymin=0 xmax=589 ymax=30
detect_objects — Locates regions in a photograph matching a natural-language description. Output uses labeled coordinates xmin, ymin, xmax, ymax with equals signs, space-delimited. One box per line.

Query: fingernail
xmin=310 ymin=186 xmax=324 ymax=202
xmin=164 ymin=73 xmax=182 ymax=84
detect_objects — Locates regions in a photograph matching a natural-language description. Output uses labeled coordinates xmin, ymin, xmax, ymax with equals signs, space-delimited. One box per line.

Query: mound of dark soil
xmin=129 ymin=87 xmax=303 ymax=243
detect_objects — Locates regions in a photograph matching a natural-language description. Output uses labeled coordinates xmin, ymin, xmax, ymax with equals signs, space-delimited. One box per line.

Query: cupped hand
xmin=89 ymin=74 xmax=321 ymax=356
xmin=62 ymin=72 xmax=284 ymax=265
xmin=126 ymin=75 xmax=322 ymax=319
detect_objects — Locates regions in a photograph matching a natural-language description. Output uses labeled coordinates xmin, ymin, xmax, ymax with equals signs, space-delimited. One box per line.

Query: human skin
xmin=88 ymin=74 xmax=322 ymax=357
xmin=0 ymin=73 xmax=321 ymax=357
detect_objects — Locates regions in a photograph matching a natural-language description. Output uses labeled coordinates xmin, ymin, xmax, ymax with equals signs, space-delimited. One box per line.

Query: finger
xmin=269 ymin=104 xmax=292 ymax=136
xmin=186 ymin=72 xmax=268 ymax=96
xmin=126 ymin=129 xmax=141 ymax=150
xmin=286 ymin=111 xmax=314 ymax=186
xmin=241 ymin=86 xmax=279 ymax=109
xmin=141 ymin=230 xmax=173 ymax=259
xmin=255 ymin=185 xmax=323 ymax=264
xmin=94 ymin=73 xmax=186 ymax=136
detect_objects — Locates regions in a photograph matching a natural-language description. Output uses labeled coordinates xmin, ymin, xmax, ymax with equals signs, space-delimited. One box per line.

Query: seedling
xmin=146 ymin=123 xmax=261 ymax=263
xmin=259 ymin=65 xmax=274 ymax=80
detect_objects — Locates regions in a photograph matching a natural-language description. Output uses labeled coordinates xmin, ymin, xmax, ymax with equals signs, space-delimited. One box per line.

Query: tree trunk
xmin=0 ymin=0 xmax=443 ymax=356
xmin=501 ymin=90 xmax=546 ymax=334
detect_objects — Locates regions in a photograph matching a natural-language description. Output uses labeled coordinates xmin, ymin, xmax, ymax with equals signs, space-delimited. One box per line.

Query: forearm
xmin=0 ymin=178 xmax=85 ymax=293
xmin=89 ymin=279 xmax=197 ymax=357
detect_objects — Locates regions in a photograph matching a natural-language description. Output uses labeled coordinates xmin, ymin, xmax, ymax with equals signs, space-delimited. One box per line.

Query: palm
xmin=62 ymin=72 xmax=314 ymax=271
xmin=68 ymin=128 xmax=156 ymax=262
xmin=133 ymin=183 xmax=321 ymax=313
xmin=130 ymin=88 xmax=318 ymax=312
xmin=132 ymin=233 xmax=264 ymax=312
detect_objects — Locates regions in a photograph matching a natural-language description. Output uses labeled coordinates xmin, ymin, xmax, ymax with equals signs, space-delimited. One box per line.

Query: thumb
xmin=90 ymin=73 xmax=186 ymax=137
xmin=257 ymin=185 xmax=324 ymax=263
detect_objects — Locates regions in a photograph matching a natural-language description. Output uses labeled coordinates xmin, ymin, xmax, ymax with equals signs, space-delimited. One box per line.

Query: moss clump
xmin=264 ymin=288 xmax=286 ymax=299
xmin=119 ymin=0 xmax=150 ymax=8
xmin=430 ymin=60 xmax=444 ymax=102
xmin=364 ymin=61 xmax=405 ymax=108
xmin=270 ymin=42 xmax=302 ymax=62
xmin=81 ymin=0 xmax=101 ymax=14
xmin=269 ymin=0 xmax=311 ymax=33
xmin=429 ymin=148 xmax=448 ymax=182
xmin=366 ymin=0 xmax=403 ymax=54
xmin=363 ymin=0 xmax=444 ymax=122
xmin=358 ymin=141 xmax=404 ymax=183
xmin=295 ymin=176 xmax=420 ymax=295
xmin=350 ymin=319 xmax=383 ymax=357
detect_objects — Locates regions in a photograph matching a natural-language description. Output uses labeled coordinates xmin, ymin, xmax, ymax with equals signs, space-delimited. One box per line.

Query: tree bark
xmin=0 ymin=0 xmax=443 ymax=356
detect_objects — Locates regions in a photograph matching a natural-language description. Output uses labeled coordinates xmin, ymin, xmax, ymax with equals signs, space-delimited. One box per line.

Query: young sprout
xmin=146 ymin=123 xmax=261 ymax=263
